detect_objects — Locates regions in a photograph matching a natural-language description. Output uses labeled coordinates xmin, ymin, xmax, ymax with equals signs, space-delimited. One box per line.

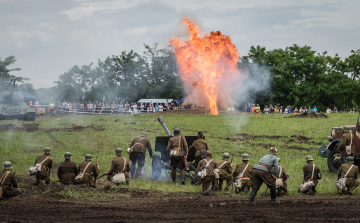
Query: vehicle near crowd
xmin=319 ymin=113 xmax=360 ymax=172
xmin=0 ymin=80 xmax=35 ymax=121
xmin=152 ymin=116 xmax=198 ymax=183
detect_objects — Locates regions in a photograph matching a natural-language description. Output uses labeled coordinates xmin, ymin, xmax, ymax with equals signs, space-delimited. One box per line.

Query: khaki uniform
xmin=35 ymin=154 xmax=53 ymax=183
xmin=189 ymin=138 xmax=209 ymax=167
xmin=129 ymin=136 xmax=153 ymax=178
xmin=77 ymin=161 xmax=100 ymax=187
xmin=167 ymin=135 xmax=188 ymax=180
xmin=337 ymin=132 xmax=356 ymax=158
xmin=337 ymin=163 xmax=360 ymax=188
xmin=233 ymin=163 xmax=253 ymax=186
xmin=303 ymin=164 xmax=321 ymax=187
xmin=107 ymin=155 xmax=130 ymax=182
xmin=0 ymin=170 xmax=21 ymax=198
xmin=57 ymin=160 xmax=79 ymax=185
xmin=196 ymin=157 xmax=217 ymax=192
xmin=216 ymin=160 xmax=233 ymax=190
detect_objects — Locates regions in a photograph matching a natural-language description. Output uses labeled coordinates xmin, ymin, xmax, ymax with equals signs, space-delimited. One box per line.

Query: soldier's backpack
xmin=75 ymin=162 xmax=92 ymax=184
xmin=299 ymin=164 xmax=315 ymax=192
xmin=0 ymin=171 xmax=11 ymax=198
xmin=199 ymin=159 xmax=213 ymax=180
xmin=170 ymin=136 xmax=182 ymax=157
xmin=345 ymin=134 xmax=353 ymax=156
xmin=111 ymin=158 xmax=127 ymax=184
xmin=336 ymin=165 xmax=354 ymax=190
xmin=127 ymin=137 xmax=146 ymax=154
xmin=275 ymin=166 xmax=284 ymax=189
xmin=28 ymin=156 xmax=50 ymax=176
xmin=234 ymin=163 xmax=249 ymax=189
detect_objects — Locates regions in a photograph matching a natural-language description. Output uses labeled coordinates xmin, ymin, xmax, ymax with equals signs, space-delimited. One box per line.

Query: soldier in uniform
xmin=34 ymin=147 xmax=53 ymax=185
xmin=167 ymin=128 xmax=188 ymax=185
xmin=196 ymin=150 xmax=218 ymax=195
xmin=337 ymin=125 xmax=356 ymax=161
xmin=0 ymin=161 xmax=21 ymax=199
xmin=337 ymin=156 xmax=360 ymax=195
xmin=233 ymin=153 xmax=253 ymax=193
xmin=188 ymin=131 xmax=209 ymax=167
xmin=128 ymin=133 xmax=153 ymax=179
xmin=276 ymin=158 xmax=288 ymax=196
xmin=105 ymin=148 xmax=130 ymax=185
xmin=216 ymin=152 xmax=233 ymax=191
xmin=249 ymin=147 xmax=279 ymax=203
xmin=77 ymin=154 xmax=100 ymax=187
xmin=57 ymin=152 xmax=79 ymax=185
xmin=302 ymin=155 xmax=321 ymax=195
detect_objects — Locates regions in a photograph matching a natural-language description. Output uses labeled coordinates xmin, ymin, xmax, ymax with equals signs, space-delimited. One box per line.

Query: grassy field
xmin=0 ymin=112 xmax=358 ymax=198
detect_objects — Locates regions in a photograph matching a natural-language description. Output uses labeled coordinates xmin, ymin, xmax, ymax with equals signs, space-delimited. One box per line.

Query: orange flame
xmin=170 ymin=19 xmax=240 ymax=115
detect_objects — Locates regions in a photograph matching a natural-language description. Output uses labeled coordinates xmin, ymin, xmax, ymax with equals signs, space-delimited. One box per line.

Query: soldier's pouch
xmin=234 ymin=173 xmax=244 ymax=189
xmin=75 ymin=173 xmax=85 ymax=184
xmin=170 ymin=147 xmax=181 ymax=157
xmin=275 ymin=178 xmax=283 ymax=189
xmin=345 ymin=146 xmax=351 ymax=156
xmin=39 ymin=166 xmax=48 ymax=177
xmin=112 ymin=173 xmax=126 ymax=184
xmin=200 ymin=150 xmax=207 ymax=159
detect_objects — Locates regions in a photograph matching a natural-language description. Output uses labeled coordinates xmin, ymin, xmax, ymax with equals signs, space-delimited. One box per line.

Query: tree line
xmin=1 ymin=44 xmax=359 ymax=111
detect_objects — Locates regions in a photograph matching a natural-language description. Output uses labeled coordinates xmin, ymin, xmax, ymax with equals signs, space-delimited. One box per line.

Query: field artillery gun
xmin=152 ymin=116 xmax=199 ymax=183
xmin=319 ymin=113 xmax=360 ymax=172
xmin=0 ymin=80 xmax=35 ymax=121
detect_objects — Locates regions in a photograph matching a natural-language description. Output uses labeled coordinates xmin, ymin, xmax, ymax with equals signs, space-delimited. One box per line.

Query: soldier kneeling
xmin=337 ymin=156 xmax=360 ymax=195
xmin=57 ymin=152 xmax=79 ymax=185
xmin=0 ymin=161 xmax=21 ymax=200
xmin=105 ymin=148 xmax=130 ymax=185
xmin=233 ymin=153 xmax=253 ymax=193
xmin=34 ymin=147 xmax=53 ymax=186
xmin=77 ymin=154 xmax=100 ymax=188
xmin=300 ymin=155 xmax=321 ymax=195
xmin=196 ymin=150 xmax=218 ymax=195
xmin=217 ymin=152 xmax=233 ymax=191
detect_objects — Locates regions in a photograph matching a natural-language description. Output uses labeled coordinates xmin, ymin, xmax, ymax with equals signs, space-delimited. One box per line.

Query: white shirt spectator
xmin=159 ymin=104 xmax=163 ymax=112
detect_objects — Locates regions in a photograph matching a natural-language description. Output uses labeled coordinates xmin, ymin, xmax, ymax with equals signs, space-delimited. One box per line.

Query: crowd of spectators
xmin=243 ymin=103 xmax=357 ymax=114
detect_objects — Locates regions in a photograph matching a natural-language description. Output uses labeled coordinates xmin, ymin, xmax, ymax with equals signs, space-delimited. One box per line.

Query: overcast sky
xmin=1 ymin=0 xmax=359 ymax=88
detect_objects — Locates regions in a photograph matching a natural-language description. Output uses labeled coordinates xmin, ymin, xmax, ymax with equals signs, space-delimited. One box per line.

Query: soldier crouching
xmin=196 ymin=150 xmax=218 ymax=195
xmin=0 ymin=161 xmax=21 ymax=200
xmin=105 ymin=148 xmax=130 ymax=185
xmin=216 ymin=152 xmax=233 ymax=191
xmin=337 ymin=156 xmax=360 ymax=195
xmin=34 ymin=147 xmax=53 ymax=185
xmin=57 ymin=152 xmax=79 ymax=185
xmin=233 ymin=153 xmax=253 ymax=193
xmin=77 ymin=154 xmax=100 ymax=188
xmin=301 ymin=155 xmax=321 ymax=195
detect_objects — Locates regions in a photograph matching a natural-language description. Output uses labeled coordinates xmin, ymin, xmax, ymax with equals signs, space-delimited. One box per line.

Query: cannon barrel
xmin=157 ymin=116 xmax=173 ymax=137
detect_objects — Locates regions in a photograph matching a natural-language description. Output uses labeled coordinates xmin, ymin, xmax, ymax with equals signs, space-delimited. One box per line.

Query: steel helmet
xmin=64 ymin=152 xmax=72 ymax=159
xmin=3 ymin=161 xmax=12 ymax=170
xmin=242 ymin=153 xmax=250 ymax=161
xmin=222 ymin=152 xmax=230 ymax=161
xmin=269 ymin=147 xmax=277 ymax=154
xmin=343 ymin=125 xmax=350 ymax=133
xmin=44 ymin=147 xmax=51 ymax=155
xmin=85 ymin=154 xmax=93 ymax=161
xmin=115 ymin=148 xmax=123 ymax=155
xmin=305 ymin=155 xmax=314 ymax=162
xmin=346 ymin=156 xmax=354 ymax=163
xmin=141 ymin=133 xmax=148 ymax=138
xmin=174 ymin=128 xmax=181 ymax=136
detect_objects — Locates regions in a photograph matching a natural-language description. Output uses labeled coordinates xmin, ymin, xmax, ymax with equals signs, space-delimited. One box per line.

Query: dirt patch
xmin=2 ymin=181 xmax=360 ymax=223
xmin=42 ymin=124 xmax=104 ymax=133
xmin=115 ymin=119 xmax=120 ymax=122
xmin=286 ymin=112 xmax=329 ymax=119
xmin=0 ymin=124 xmax=18 ymax=132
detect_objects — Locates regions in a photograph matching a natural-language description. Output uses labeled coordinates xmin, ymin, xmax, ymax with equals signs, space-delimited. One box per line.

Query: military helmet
xmin=44 ymin=147 xmax=51 ymax=155
xmin=3 ymin=161 xmax=12 ymax=170
xmin=343 ymin=125 xmax=350 ymax=133
xmin=305 ymin=155 xmax=313 ymax=162
xmin=115 ymin=148 xmax=123 ymax=155
xmin=174 ymin=128 xmax=181 ymax=136
xmin=141 ymin=132 xmax=147 ymax=138
xmin=222 ymin=152 xmax=230 ymax=161
xmin=242 ymin=153 xmax=250 ymax=161
xmin=206 ymin=150 xmax=212 ymax=156
xmin=64 ymin=152 xmax=72 ymax=159
xmin=346 ymin=156 xmax=354 ymax=163
xmin=269 ymin=147 xmax=277 ymax=154
xmin=85 ymin=154 xmax=93 ymax=161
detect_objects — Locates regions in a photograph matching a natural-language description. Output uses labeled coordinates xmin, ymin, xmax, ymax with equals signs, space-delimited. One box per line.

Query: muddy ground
xmin=0 ymin=123 xmax=104 ymax=133
xmin=1 ymin=184 xmax=359 ymax=222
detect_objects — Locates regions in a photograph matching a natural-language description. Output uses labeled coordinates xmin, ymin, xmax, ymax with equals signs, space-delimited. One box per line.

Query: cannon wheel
xmin=327 ymin=148 xmax=341 ymax=173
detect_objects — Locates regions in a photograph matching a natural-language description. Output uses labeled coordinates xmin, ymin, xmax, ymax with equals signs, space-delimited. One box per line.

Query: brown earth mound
xmin=1 ymin=180 xmax=359 ymax=222
xmin=0 ymin=123 xmax=104 ymax=133
xmin=0 ymin=123 xmax=18 ymax=132
xmin=286 ymin=112 xmax=328 ymax=118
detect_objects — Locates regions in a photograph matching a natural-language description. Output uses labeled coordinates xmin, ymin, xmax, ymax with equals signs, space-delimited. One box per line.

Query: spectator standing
xmin=346 ymin=105 xmax=350 ymax=113
xmin=159 ymin=103 xmax=163 ymax=112
xmin=289 ymin=105 xmax=292 ymax=113
xmin=246 ymin=103 xmax=251 ymax=112
xmin=255 ymin=104 xmax=260 ymax=113
xmin=352 ymin=107 xmax=356 ymax=113
xmin=279 ymin=106 xmax=283 ymax=114
xmin=284 ymin=107 xmax=288 ymax=114
xmin=34 ymin=100 xmax=39 ymax=113
xmin=155 ymin=103 xmax=159 ymax=112
xmin=275 ymin=106 xmax=279 ymax=114
xmin=264 ymin=106 xmax=270 ymax=114
xmin=326 ymin=107 xmax=331 ymax=113
xmin=313 ymin=105 xmax=318 ymax=114
xmin=294 ymin=107 xmax=299 ymax=113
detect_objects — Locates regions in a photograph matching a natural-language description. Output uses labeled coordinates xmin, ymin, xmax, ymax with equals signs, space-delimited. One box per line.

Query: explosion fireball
xmin=170 ymin=19 xmax=240 ymax=115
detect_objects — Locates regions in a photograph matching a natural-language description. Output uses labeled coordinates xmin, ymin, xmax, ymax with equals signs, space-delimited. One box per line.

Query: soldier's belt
xmin=236 ymin=178 xmax=250 ymax=180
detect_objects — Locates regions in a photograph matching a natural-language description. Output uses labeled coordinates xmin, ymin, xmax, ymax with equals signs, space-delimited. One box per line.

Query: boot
xmin=282 ymin=187 xmax=287 ymax=194
xmin=181 ymin=176 xmax=186 ymax=185
xmin=348 ymin=186 xmax=356 ymax=195
xmin=270 ymin=188 xmax=280 ymax=202
xmin=342 ymin=189 xmax=346 ymax=195
xmin=248 ymin=189 xmax=258 ymax=203
xmin=313 ymin=186 xmax=317 ymax=193
xmin=276 ymin=189 xmax=281 ymax=196
xmin=172 ymin=178 xmax=176 ymax=183
xmin=203 ymin=188 xmax=212 ymax=196
xmin=308 ymin=187 xmax=314 ymax=196
xmin=243 ymin=186 xmax=249 ymax=193
xmin=126 ymin=180 xmax=130 ymax=185
xmin=224 ymin=186 xmax=230 ymax=191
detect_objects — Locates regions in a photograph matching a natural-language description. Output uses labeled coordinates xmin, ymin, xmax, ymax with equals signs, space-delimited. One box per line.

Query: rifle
xmin=230 ymin=153 xmax=234 ymax=191
xmin=97 ymin=173 xmax=107 ymax=179
xmin=194 ymin=179 xmax=202 ymax=186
